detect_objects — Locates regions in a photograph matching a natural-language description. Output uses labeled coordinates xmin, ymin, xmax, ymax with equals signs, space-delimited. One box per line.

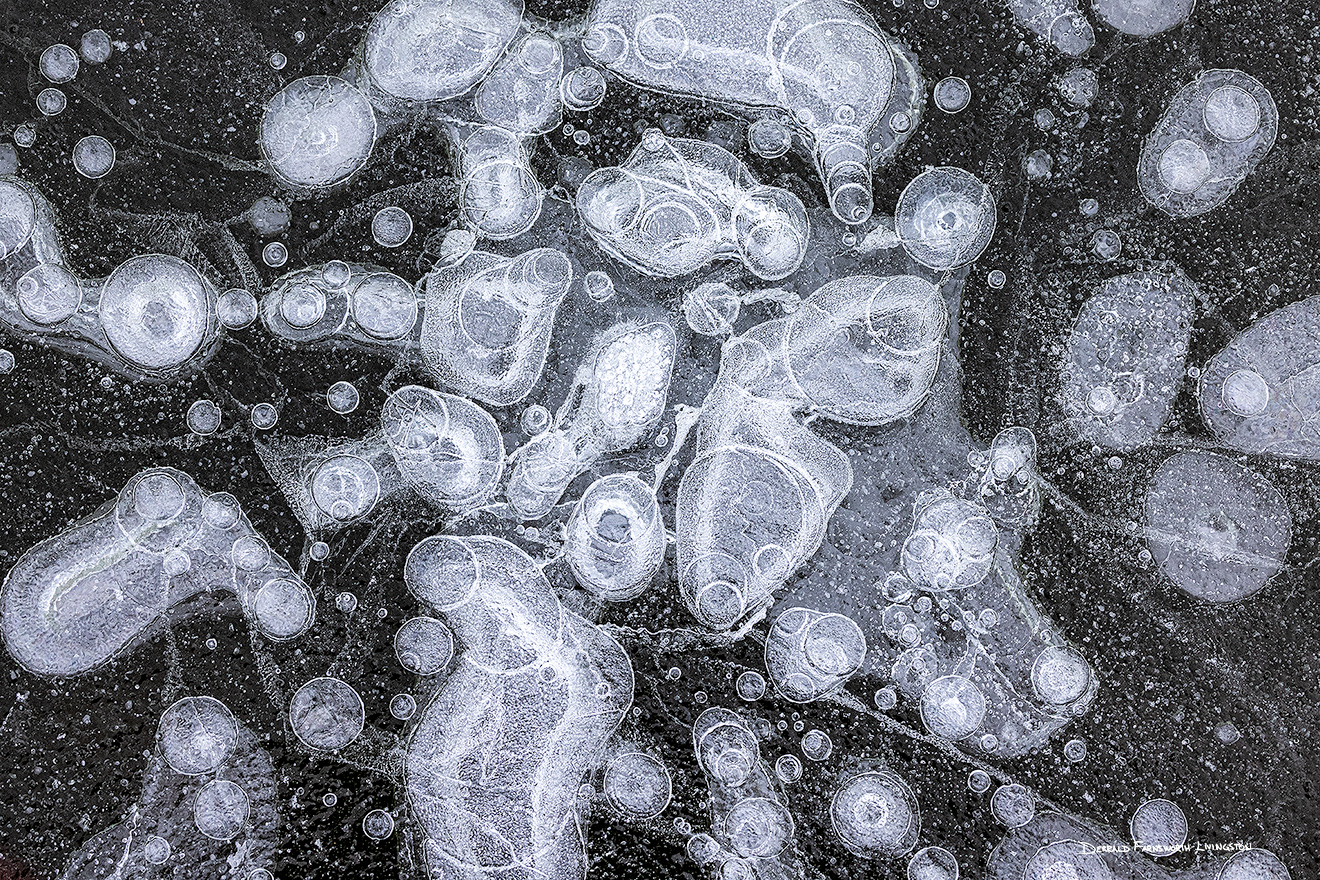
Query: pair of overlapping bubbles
xmin=577 ymin=130 xmax=810 ymax=281
xmin=1139 ymin=69 xmax=1278 ymax=217
xmin=1 ymin=176 xmax=222 ymax=382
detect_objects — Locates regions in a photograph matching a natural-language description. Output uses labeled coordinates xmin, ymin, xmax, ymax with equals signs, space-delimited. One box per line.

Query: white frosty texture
xmin=420 ymin=247 xmax=572 ymax=407
xmin=402 ymin=534 xmax=633 ymax=880
xmin=2 ymin=467 xmax=315 ymax=676
xmin=578 ymin=130 xmax=809 ymax=281
xmin=583 ymin=0 xmax=924 ymax=223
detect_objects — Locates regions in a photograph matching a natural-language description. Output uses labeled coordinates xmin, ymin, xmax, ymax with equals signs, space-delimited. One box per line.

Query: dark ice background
xmin=0 ymin=0 xmax=1318 ymax=877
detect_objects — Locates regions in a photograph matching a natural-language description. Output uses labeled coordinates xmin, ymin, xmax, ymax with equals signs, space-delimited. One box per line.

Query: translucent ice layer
xmin=450 ymin=122 xmax=546 ymax=240
xmin=764 ymin=607 xmax=867 ymax=702
xmin=565 ymin=474 xmax=666 ymax=601
xmin=1197 ymin=293 xmax=1320 ymax=461
xmin=1003 ymin=0 xmax=1095 ymax=56
xmin=1138 ymin=70 xmax=1278 ymax=218
xmin=1 ymin=176 xmax=223 ymax=381
xmin=1061 ymin=268 xmax=1196 ymax=451
xmin=62 ymin=710 xmax=279 ymax=879
xmin=361 ymin=0 xmax=524 ymax=104
xmin=894 ymin=167 xmax=996 ymax=271
xmin=402 ymin=534 xmax=633 ymax=880
xmin=583 ymin=0 xmax=924 ymax=223
xmin=577 ymin=130 xmax=810 ymax=281
xmin=259 ymin=75 xmax=378 ymax=188
xmin=872 ymin=428 xmax=1098 ymax=757
xmin=1145 ymin=451 xmax=1291 ymax=602
xmin=474 ymin=31 xmax=564 ymax=136
xmin=261 ymin=260 xmax=420 ymax=353
xmin=691 ymin=708 xmax=805 ymax=875
xmin=420 ymin=247 xmax=572 ymax=407
xmin=1093 ymin=0 xmax=1195 ymax=36
xmin=507 ymin=321 xmax=676 ymax=518
xmin=1 ymin=467 xmax=315 ymax=676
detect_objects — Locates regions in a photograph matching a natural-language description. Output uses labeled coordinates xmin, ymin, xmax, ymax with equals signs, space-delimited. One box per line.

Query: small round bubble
xmin=775 ymin=753 xmax=803 ymax=782
xmin=14 ymin=124 xmax=36 ymax=148
xmin=988 ymin=270 xmax=1007 ymax=289
xmin=968 ymin=770 xmax=991 ymax=793
xmin=801 ymin=729 xmax=832 ymax=761
xmin=81 ymin=30 xmax=112 ymax=64
xmin=520 ymin=404 xmax=552 ymax=435
xmin=736 ymin=670 xmax=767 ymax=701
xmin=933 ymin=77 xmax=971 ymax=114
xmin=262 ymin=241 xmax=288 ymax=267
xmin=1064 ymin=738 xmax=1087 ymax=762
xmin=187 ymin=399 xmax=222 ymax=436
xmin=389 ymin=693 xmax=417 ymax=720
xmin=0 ymin=350 xmax=14 ymax=374
xmin=363 ymin=809 xmax=395 ymax=840
xmin=218 ymin=288 xmax=259 ymax=329
xmin=37 ymin=88 xmax=67 ymax=116
xmin=372 ymin=206 xmax=413 ymax=248
xmin=72 ymin=136 xmax=116 ymax=179
xmin=327 ymin=381 xmax=360 ymax=414
xmin=251 ymin=403 xmax=279 ymax=430
xmin=1091 ymin=229 xmax=1121 ymax=261
xmin=270 ymin=52 xmax=288 ymax=70
xmin=310 ymin=541 xmax=330 ymax=561
xmin=584 ymin=270 xmax=615 ymax=302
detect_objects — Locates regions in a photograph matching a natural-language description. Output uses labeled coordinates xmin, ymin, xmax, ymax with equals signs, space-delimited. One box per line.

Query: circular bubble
xmin=187 ymin=399 xmax=222 ymax=436
xmin=634 ymin=14 xmax=689 ymax=69
xmin=218 ymin=288 xmax=258 ymax=329
xmin=81 ymin=29 xmax=112 ymax=64
xmin=251 ymin=402 xmax=279 ymax=430
xmin=37 ymin=88 xmax=66 ymax=117
xmin=920 ymin=675 xmax=987 ymax=740
xmin=143 ymin=835 xmax=171 ymax=864
xmin=604 ymin=751 xmax=672 ymax=819
xmin=261 ymin=76 xmax=377 ymax=188
xmin=968 ymin=770 xmax=991 ymax=793
xmin=1023 ymin=840 xmax=1114 ymax=880
xmin=896 ymin=167 xmax=996 ymax=270
xmin=40 ymin=44 xmax=79 ymax=82
xmin=17 ymin=264 xmax=82 ymax=325
xmin=775 ymin=753 xmax=803 ymax=782
xmin=194 ymin=779 xmax=249 ymax=841
xmin=72 ymin=136 xmax=115 ymax=179
xmin=394 ymin=616 xmax=455 ymax=675
xmin=327 ymin=381 xmax=360 ymax=415
xmin=584 ymin=270 xmax=615 ymax=302
xmin=933 ymin=77 xmax=971 ymax=114
xmin=311 ymin=454 xmax=381 ymax=521
xmin=1158 ymin=139 xmax=1211 ymax=194
xmin=99 ymin=254 xmax=212 ymax=373
xmin=262 ymin=242 xmax=288 ymax=268
xmin=1064 ymin=738 xmax=1088 ymax=762
xmin=158 ymin=696 xmax=238 ymax=775
xmin=232 ymin=534 xmax=271 ymax=571
xmin=1131 ymin=798 xmax=1188 ymax=858
xmin=352 ymin=272 xmax=418 ymax=340
xmin=736 ymin=670 xmax=767 ymax=701
xmin=389 ymin=693 xmax=416 ymax=720
xmin=279 ymin=282 xmax=327 ymax=330
xmin=289 ymin=677 xmax=365 ymax=751
xmin=561 ymin=66 xmax=607 ymax=112
xmin=520 ymin=404 xmax=552 ymax=436
xmin=202 ymin=491 xmax=241 ymax=529
xmin=908 ymin=846 xmax=959 ymax=880
xmin=1145 ymin=452 xmax=1291 ymax=602
xmin=726 ymin=797 xmax=793 ymax=859
xmin=1204 ymin=86 xmax=1261 ymax=143
xmin=372 ymin=206 xmax=413 ymax=248
xmin=363 ymin=809 xmax=396 ymax=840
xmin=801 ymin=729 xmax=832 ymax=761
xmin=831 ymin=771 xmax=920 ymax=858
xmin=252 ymin=577 xmax=315 ymax=640
xmin=748 ymin=118 xmax=792 ymax=158
xmin=990 ymin=783 xmax=1034 ymax=828
xmin=1030 ymin=645 xmax=1091 ymax=705
xmin=1222 ymin=369 xmax=1269 ymax=416
xmin=1218 ymin=849 xmax=1291 ymax=880
xmin=309 ymin=540 xmax=330 ymax=561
